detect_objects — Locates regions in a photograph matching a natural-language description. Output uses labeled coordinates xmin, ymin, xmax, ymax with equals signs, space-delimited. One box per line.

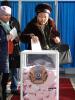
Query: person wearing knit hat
xmin=0 ymin=1 xmax=20 ymax=100
xmin=20 ymin=3 xmax=72 ymax=65
xmin=0 ymin=5 xmax=11 ymax=100
xmin=0 ymin=6 xmax=11 ymax=23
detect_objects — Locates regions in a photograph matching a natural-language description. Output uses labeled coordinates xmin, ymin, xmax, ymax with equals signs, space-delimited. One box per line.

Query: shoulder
xmin=0 ymin=25 xmax=4 ymax=32
xmin=48 ymin=17 xmax=55 ymax=28
xmin=0 ymin=25 xmax=6 ymax=37
xmin=10 ymin=16 xmax=19 ymax=27
xmin=10 ymin=16 xmax=20 ymax=32
xmin=10 ymin=16 xmax=18 ymax=23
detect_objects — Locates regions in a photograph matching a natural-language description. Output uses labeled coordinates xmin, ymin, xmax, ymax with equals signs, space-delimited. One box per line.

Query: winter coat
xmin=0 ymin=17 xmax=20 ymax=72
xmin=0 ymin=24 xmax=9 ymax=73
xmin=20 ymin=17 xmax=60 ymax=50
xmin=20 ymin=17 xmax=72 ymax=64
xmin=9 ymin=17 xmax=20 ymax=68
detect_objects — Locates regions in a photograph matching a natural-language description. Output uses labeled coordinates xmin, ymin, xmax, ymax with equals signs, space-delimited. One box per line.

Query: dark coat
xmin=20 ymin=17 xmax=60 ymax=50
xmin=0 ymin=24 xmax=9 ymax=73
xmin=0 ymin=17 xmax=20 ymax=72
xmin=9 ymin=16 xmax=20 ymax=55
xmin=9 ymin=17 xmax=20 ymax=68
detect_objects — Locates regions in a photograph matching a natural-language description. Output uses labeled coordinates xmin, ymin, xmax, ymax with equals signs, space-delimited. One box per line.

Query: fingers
xmin=31 ymin=36 xmax=39 ymax=43
xmin=53 ymin=37 xmax=60 ymax=44
xmin=7 ymin=34 xmax=13 ymax=41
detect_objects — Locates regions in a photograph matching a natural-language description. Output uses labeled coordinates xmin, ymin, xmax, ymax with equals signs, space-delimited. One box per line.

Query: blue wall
xmin=58 ymin=1 xmax=75 ymax=68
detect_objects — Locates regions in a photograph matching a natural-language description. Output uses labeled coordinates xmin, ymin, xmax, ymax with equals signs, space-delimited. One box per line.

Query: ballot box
xmin=20 ymin=50 xmax=59 ymax=100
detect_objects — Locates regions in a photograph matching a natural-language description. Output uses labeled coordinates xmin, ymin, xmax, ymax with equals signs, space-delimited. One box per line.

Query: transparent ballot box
xmin=20 ymin=50 xmax=59 ymax=100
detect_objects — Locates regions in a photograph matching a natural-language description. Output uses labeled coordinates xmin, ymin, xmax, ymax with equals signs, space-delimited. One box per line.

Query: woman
xmin=20 ymin=3 xmax=72 ymax=64
xmin=0 ymin=5 xmax=11 ymax=100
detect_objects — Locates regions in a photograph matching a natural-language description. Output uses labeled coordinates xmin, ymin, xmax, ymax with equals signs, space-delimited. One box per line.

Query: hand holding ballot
xmin=7 ymin=34 xmax=13 ymax=41
xmin=7 ymin=27 xmax=18 ymax=41
xmin=31 ymin=35 xmax=39 ymax=43
xmin=29 ymin=34 xmax=42 ymax=51
xmin=10 ymin=27 xmax=18 ymax=41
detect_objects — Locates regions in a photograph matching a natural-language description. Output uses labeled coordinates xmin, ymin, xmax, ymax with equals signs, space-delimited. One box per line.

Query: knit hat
xmin=35 ymin=3 xmax=52 ymax=14
xmin=0 ymin=6 xmax=11 ymax=16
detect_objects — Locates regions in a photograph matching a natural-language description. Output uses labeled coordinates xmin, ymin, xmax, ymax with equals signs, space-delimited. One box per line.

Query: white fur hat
xmin=0 ymin=6 xmax=11 ymax=16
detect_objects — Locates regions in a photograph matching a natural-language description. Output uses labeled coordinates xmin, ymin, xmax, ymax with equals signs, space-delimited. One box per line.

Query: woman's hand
xmin=7 ymin=34 xmax=13 ymax=41
xmin=31 ymin=35 xmax=39 ymax=43
xmin=53 ymin=36 xmax=60 ymax=44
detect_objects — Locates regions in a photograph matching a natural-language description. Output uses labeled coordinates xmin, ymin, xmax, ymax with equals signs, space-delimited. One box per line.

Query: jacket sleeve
xmin=49 ymin=18 xmax=60 ymax=45
xmin=49 ymin=18 xmax=60 ymax=38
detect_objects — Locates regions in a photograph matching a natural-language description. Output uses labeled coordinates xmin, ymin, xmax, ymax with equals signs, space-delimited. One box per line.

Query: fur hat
xmin=0 ymin=6 xmax=11 ymax=16
xmin=35 ymin=3 xmax=52 ymax=14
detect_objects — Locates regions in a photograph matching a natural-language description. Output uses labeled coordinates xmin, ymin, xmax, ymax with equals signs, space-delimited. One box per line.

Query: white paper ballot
xmin=10 ymin=27 xmax=18 ymax=41
xmin=31 ymin=39 xmax=42 ymax=51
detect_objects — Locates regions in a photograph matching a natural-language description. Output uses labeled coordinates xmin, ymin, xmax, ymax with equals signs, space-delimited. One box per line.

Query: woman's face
xmin=0 ymin=14 xmax=11 ymax=23
xmin=37 ymin=12 xmax=49 ymax=25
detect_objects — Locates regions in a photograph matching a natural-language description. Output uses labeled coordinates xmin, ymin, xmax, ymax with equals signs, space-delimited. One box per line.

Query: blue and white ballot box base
xmin=20 ymin=50 xmax=59 ymax=100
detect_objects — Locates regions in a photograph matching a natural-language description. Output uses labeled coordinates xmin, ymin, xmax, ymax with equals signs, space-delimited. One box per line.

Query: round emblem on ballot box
xmin=29 ymin=65 xmax=48 ymax=84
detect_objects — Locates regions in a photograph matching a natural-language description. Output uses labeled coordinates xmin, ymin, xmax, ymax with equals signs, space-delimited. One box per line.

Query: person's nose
xmin=41 ymin=17 xmax=45 ymax=21
xmin=7 ymin=15 xmax=11 ymax=19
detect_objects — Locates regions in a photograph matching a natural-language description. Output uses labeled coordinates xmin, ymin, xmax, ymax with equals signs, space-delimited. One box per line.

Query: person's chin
xmin=40 ymin=23 xmax=46 ymax=25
